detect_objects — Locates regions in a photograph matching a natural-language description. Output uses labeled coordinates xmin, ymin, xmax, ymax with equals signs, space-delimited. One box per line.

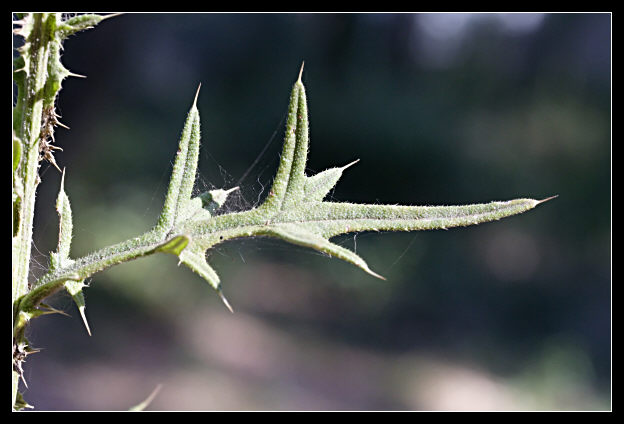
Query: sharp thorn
xmin=24 ymin=347 xmax=42 ymax=356
xmin=342 ymin=159 xmax=360 ymax=170
xmin=536 ymin=194 xmax=558 ymax=205
xmin=366 ymin=266 xmax=386 ymax=281
xmin=19 ymin=372 xmax=28 ymax=389
xmin=298 ymin=61 xmax=305 ymax=83
xmin=78 ymin=306 xmax=92 ymax=336
xmin=218 ymin=289 xmax=234 ymax=313
xmin=55 ymin=120 xmax=70 ymax=130
xmin=101 ymin=12 xmax=125 ymax=21
xmin=66 ymin=71 xmax=87 ymax=78
xmin=193 ymin=83 xmax=201 ymax=108
xmin=49 ymin=157 xmax=62 ymax=173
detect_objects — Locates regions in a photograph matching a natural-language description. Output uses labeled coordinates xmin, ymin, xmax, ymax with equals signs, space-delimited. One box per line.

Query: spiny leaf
xmin=259 ymin=223 xmax=385 ymax=280
xmin=168 ymin=64 xmax=553 ymax=303
xmin=178 ymin=245 xmax=233 ymax=312
xmin=178 ymin=246 xmax=220 ymax=290
xmin=57 ymin=13 xmax=120 ymax=39
xmin=283 ymin=199 xmax=545 ymax=239
xmin=155 ymin=85 xmax=201 ymax=233
xmin=54 ymin=168 xmax=72 ymax=263
xmin=258 ymin=63 xmax=307 ymax=212
xmin=65 ymin=280 xmax=90 ymax=336
xmin=48 ymin=168 xmax=90 ymax=334
xmin=29 ymin=65 xmax=553 ymax=319
xmin=303 ymin=159 xmax=359 ymax=202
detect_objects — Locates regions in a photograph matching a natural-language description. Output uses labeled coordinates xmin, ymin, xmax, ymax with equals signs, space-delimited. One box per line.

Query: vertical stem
xmin=12 ymin=12 xmax=57 ymax=409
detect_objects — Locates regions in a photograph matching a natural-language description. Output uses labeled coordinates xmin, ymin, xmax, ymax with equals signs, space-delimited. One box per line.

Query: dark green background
xmin=20 ymin=13 xmax=610 ymax=410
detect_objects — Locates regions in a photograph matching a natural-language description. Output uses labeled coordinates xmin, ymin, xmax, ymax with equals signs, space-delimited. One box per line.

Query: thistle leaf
xmin=155 ymin=85 xmax=201 ymax=234
xmin=54 ymin=168 xmax=72 ymax=264
xmin=178 ymin=246 xmax=220 ymax=290
xmin=303 ymin=159 xmax=359 ymax=202
xmin=258 ymin=64 xmax=308 ymax=212
xmin=259 ymin=223 xmax=385 ymax=279
xmin=177 ymin=245 xmax=233 ymax=312
xmin=169 ymin=64 xmax=552 ymax=304
xmin=57 ymin=13 xmax=120 ymax=39
xmin=65 ymin=280 xmax=90 ymax=336
xmin=30 ymin=65 xmax=552 ymax=318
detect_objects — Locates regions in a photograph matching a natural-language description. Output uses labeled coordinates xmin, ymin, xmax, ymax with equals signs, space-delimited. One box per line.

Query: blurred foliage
xmin=20 ymin=13 xmax=610 ymax=410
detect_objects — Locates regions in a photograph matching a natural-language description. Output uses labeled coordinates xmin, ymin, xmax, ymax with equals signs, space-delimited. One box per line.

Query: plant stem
xmin=13 ymin=13 xmax=54 ymax=307
xmin=12 ymin=13 xmax=58 ymax=408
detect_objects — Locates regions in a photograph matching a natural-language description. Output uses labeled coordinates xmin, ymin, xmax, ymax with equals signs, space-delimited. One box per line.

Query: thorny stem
xmin=12 ymin=12 xmax=112 ymax=410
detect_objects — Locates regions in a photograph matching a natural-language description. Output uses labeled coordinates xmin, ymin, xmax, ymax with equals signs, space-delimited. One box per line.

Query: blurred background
xmin=15 ymin=13 xmax=610 ymax=410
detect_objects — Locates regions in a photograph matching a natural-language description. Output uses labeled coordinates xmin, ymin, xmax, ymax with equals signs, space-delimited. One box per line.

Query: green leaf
xmin=54 ymin=169 xmax=73 ymax=264
xmin=178 ymin=246 xmax=233 ymax=312
xmin=303 ymin=159 xmax=359 ymax=202
xmin=260 ymin=223 xmax=385 ymax=279
xmin=168 ymin=63 xmax=553 ymax=306
xmin=29 ymin=64 xmax=553 ymax=318
xmin=258 ymin=63 xmax=308 ymax=212
xmin=178 ymin=246 xmax=220 ymax=289
xmin=65 ymin=280 xmax=90 ymax=336
xmin=57 ymin=13 xmax=120 ymax=39
xmin=155 ymin=85 xmax=201 ymax=234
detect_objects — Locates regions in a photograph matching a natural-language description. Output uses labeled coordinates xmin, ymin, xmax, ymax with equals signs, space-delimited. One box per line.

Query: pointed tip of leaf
xmin=536 ymin=194 xmax=558 ymax=205
xmin=101 ymin=12 xmax=124 ymax=21
xmin=193 ymin=83 xmax=201 ymax=108
xmin=298 ymin=61 xmax=305 ymax=83
xmin=364 ymin=266 xmax=386 ymax=281
xmin=67 ymin=71 xmax=87 ymax=79
xmin=342 ymin=159 xmax=360 ymax=170
xmin=218 ymin=288 xmax=234 ymax=313
xmin=65 ymin=283 xmax=91 ymax=335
